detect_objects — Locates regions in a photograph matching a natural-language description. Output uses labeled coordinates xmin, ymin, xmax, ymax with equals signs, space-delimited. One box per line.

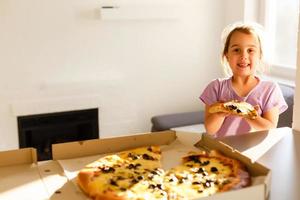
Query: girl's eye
xmin=248 ymin=49 xmax=255 ymax=53
xmin=232 ymin=48 xmax=240 ymax=53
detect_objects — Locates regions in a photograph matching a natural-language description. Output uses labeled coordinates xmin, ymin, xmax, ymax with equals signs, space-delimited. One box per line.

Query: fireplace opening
xmin=17 ymin=108 xmax=99 ymax=161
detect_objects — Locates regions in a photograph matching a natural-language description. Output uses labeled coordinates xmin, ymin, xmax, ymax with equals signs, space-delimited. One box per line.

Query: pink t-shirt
xmin=200 ymin=77 xmax=288 ymax=138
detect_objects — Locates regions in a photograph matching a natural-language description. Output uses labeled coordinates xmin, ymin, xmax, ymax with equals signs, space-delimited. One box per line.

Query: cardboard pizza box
xmin=0 ymin=148 xmax=50 ymax=200
xmin=49 ymin=130 xmax=270 ymax=200
xmin=0 ymin=130 xmax=270 ymax=200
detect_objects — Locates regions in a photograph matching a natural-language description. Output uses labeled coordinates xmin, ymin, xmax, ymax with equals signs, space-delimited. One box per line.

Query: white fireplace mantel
xmin=10 ymin=94 xmax=102 ymax=117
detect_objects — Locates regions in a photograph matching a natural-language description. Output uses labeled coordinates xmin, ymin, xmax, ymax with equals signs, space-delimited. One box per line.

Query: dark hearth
xmin=17 ymin=108 xmax=99 ymax=161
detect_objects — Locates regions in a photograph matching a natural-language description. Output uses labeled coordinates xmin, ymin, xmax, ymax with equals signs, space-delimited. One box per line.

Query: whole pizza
xmin=77 ymin=146 xmax=251 ymax=200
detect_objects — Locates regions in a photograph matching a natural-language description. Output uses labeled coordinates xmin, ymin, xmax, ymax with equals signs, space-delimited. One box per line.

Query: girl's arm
xmin=204 ymin=104 xmax=228 ymax=135
xmin=245 ymin=107 xmax=279 ymax=131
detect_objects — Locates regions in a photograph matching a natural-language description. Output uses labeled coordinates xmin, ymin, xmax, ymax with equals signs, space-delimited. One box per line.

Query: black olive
xmin=131 ymin=179 xmax=138 ymax=184
xmin=201 ymin=160 xmax=210 ymax=166
xmin=228 ymin=105 xmax=237 ymax=110
xmin=210 ymin=167 xmax=218 ymax=173
xmin=110 ymin=179 xmax=118 ymax=186
xmin=102 ymin=166 xmax=115 ymax=173
xmin=189 ymin=155 xmax=200 ymax=162
xmin=128 ymin=164 xmax=135 ymax=169
xmin=197 ymin=167 xmax=205 ymax=173
xmin=142 ymin=153 xmax=155 ymax=160
xmin=192 ymin=181 xmax=201 ymax=185
xmin=156 ymin=184 xmax=163 ymax=190
xmin=148 ymin=184 xmax=156 ymax=189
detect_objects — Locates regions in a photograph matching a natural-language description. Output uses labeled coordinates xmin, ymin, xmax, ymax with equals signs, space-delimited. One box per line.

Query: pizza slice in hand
xmin=209 ymin=100 xmax=258 ymax=119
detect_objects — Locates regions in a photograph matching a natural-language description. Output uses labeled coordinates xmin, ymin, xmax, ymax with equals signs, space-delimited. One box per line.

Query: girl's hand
xmin=216 ymin=111 xmax=230 ymax=118
xmin=209 ymin=110 xmax=231 ymax=120
xmin=208 ymin=102 xmax=231 ymax=118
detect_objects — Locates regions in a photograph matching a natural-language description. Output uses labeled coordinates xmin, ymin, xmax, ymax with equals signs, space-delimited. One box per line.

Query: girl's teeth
xmin=239 ymin=64 xmax=248 ymax=67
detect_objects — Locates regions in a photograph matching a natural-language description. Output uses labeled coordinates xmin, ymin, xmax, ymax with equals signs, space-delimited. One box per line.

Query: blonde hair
xmin=221 ymin=22 xmax=268 ymax=77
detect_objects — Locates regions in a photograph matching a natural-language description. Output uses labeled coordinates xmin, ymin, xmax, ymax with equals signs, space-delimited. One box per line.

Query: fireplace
xmin=17 ymin=108 xmax=99 ymax=161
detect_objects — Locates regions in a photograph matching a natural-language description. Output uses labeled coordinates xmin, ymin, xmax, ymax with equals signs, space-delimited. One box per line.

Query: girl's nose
xmin=240 ymin=56 xmax=247 ymax=61
xmin=240 ymin=51 xmax=248 ymax=60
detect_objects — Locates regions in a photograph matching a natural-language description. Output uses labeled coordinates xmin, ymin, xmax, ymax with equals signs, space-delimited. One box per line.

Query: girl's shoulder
xmin=205 ymin=77 xmax=233 ymax=91
xmin=257 ymin=79 xmax=278 ymax=90
xmin=208 ymin=77 xmax=231 ymax=86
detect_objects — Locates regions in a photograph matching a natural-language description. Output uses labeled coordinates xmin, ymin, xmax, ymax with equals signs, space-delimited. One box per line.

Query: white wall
xmin=292 ymin=9 xmax=300 ymax=131
xmin=0 ymin=0 xmax=226 ymax=150
xmin=224 ymin=0 xmax=260 ymax=24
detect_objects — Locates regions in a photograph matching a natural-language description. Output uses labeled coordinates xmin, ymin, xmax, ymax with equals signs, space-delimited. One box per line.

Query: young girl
xmin=200 ymin=22 xmax=288 ymax=138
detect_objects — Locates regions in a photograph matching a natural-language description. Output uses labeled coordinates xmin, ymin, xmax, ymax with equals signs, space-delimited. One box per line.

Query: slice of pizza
xmin=77 ymin=146 xmax=167 ymax=200
xmin=209 ymin=100 xmax=258 ymax=119
xmin=164 ymin=150 xmax=251 ymax=200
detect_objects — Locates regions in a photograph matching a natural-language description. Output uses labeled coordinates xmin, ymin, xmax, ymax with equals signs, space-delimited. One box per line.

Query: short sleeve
xmin=199 ymin=79 xmax=219 ymax=105
xmin=263 ymin=83 xmax=288 ymax=114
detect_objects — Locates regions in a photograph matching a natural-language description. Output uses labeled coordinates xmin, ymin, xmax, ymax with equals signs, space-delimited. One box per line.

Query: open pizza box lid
xmin=49 ymin=130 xmax=270 ymax=200
xmin=0 ymin=148 xmax=50 ymax=200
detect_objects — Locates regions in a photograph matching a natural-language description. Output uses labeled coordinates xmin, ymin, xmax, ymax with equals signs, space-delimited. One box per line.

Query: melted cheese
xmin=224 ymin=101 xmax=254 ymax=114
xmin=78 ymin=147 xmax=245 ymax=200
xmin=164 ymin=157 xmax=233 ymax=200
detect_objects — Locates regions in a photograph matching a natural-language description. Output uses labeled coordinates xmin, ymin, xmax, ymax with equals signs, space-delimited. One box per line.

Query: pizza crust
xmin=207 ymin=150 xmax=251 ymax=191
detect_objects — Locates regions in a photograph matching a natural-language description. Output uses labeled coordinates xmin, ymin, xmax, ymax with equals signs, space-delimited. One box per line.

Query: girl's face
xmin=225 ymin=31 xmax=261 ymax=77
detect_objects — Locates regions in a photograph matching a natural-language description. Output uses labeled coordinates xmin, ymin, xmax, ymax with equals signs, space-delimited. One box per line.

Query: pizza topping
xmin=148 ymin=183 xmax=162 ymax=190
xmin=131 ymin=178 xmax=138 ymax=184
xmin=101 ymin=166 xmax=115 ymax=173
xmin=186 ymin=155 xmax=202 ymax=163
xmin=192 ymin=181 xmax=201 ymax=185
xmin=110 ymin=179 xmax=118 ymax=186
xmin=127 ymin=163 xmax=141 ymax=169
xmin=210 ymin=167 xmax=218 ymax=173
xmin=116 ymin=176 xmax=125 ymax=180
xmin=227 ymin=105 xmax=237 ymax=110
xmin=142 ymin=153 xmax=155 ymax=160
xmin=196 ymin=167 xmax=205 ymax=173
xmin=77 ymin=147 xmax=251 ymax=200
xmin=201 ymin=160 xmax=210 ymax=166
xmin=205 ymin=180 xmax=215 ymax=188
xmin=226 ymin=104 xmax=243 ymax=114
xmin=147 ymin=146 xmax=154 ymax=152
xmin=128 ymin=153 xmax=141 ymax=160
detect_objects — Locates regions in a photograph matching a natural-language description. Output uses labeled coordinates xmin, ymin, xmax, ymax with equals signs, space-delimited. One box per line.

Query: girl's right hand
xmin=213 ymin=111 xmax=230 ymax=118
xmin=208 ymin=102 xmax=231 ymax=118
